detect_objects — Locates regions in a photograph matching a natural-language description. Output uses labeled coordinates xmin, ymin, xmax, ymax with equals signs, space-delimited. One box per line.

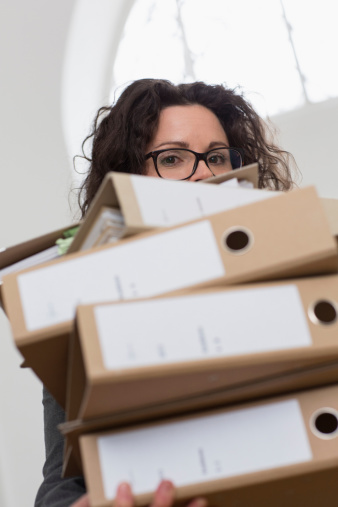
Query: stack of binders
xmin=2 ymin=163 xmax=338 ymax=506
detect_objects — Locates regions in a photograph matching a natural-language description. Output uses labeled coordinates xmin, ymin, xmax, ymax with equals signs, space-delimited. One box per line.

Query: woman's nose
xmin=189 ymin=160 xmax=214 ymax=181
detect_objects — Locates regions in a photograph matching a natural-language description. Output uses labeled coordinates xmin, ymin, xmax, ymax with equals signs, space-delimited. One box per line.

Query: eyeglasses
xmin=145 ymin=147 xmax=243 ymax=180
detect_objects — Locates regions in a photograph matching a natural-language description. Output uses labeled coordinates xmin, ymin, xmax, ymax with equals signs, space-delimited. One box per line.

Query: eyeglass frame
xmin=145 ymin=146 xmax=243 ymax=180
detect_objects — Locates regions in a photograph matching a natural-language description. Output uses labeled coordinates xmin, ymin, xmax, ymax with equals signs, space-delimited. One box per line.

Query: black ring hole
xmin=314 ymin=412 xmax=338 ymax=435
xmin=224 ymin=230 xmax=250 ymax=252
xmin=313 ymin=300 xmax=337 ymax=324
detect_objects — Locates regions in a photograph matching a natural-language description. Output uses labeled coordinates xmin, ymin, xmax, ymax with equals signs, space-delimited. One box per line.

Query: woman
xmin=35 ymin=79 xmax=297 ymax=507
xmin=78 ymin=78 xmax=295 ymax=217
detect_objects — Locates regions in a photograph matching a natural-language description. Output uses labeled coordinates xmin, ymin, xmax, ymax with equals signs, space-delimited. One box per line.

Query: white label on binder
xmin=97 ymin=399 xmax=312 ymax=498
xmin=94 ymin=285 xmax=311 ymax=370
xmin=131 ymin=175 xmax=276 ymax=226
xmin=18 ymin=221 xmax=224 ymax=331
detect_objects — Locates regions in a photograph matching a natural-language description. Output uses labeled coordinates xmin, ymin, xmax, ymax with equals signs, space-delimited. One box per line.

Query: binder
xmin=0 ymin=223 xmax=80 ymax=311
xmin=60 ymin=360 xmax=338 ymax=478
xmin=2 ymin=186 xmax=337 ymax=407
xmin=79 ymin=384 xmax=338 ymax=507
xmin=202 ymin=162 xmax=259 ymax=187
xmin=67 ymin=274 xmax=338 ymax=420
xmin=321 ymin=197 xmax=338 ymax=238
xmin=68 ymin=164 xmax=262 ymax=253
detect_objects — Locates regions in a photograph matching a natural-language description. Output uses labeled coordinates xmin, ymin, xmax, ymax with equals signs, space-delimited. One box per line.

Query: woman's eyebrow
xmin=208 ymin=141 xmax=229 ymax=148
xmin=152 ymin=141 xmax=189 ymax=150
xmin=152 ymin=141 xmax=229 ymax=150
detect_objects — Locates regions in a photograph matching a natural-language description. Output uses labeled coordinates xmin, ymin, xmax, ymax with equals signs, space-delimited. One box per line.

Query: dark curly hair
xmin=76 ymin=79 xmax=297 ymax=218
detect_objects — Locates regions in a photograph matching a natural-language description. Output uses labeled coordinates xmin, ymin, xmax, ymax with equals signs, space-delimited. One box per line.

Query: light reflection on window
xmin=111 ymin=0 xmax=337 ymax=117
xmin=282 ymin=0 xmax=338 ymax=103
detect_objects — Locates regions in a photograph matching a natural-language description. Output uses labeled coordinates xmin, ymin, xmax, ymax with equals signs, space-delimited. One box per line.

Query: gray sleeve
xmin=34 ymin=386 xmax=86 ymax=507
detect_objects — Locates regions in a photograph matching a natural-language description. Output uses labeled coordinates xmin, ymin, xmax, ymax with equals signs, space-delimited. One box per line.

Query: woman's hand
xmin=115 ymin=481 xmax=207 ymax=507
xmin=70 ymin=480 xmax=208 ymax=507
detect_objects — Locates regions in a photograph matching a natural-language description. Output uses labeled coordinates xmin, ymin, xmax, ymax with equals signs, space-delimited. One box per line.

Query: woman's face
xmin=145 ymin=104 xmax=231 ymax=181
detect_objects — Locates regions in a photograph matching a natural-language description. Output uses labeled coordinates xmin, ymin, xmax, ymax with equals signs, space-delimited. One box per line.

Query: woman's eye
xmin=163 ymin=156 xmax=177 ymax=165
xmin=158 ymin=152 xmax=184 ymax=167
xmin=208 ymin=154 xmax=227 ymax=165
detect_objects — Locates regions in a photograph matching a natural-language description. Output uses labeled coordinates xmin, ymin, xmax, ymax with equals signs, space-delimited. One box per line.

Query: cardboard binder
xmin=0 ymin=223 xmax=80 ymax=311
xmin=2 ymin=185 xmax=337 ymax=407
xmin=67 ymin=273 xmax=338 ymax=420
xmin=79 ymin=384 xmax=338 ymax=507
xmin=68 ymin=164 xmax=261 ymax=253
xmin=202 ymin=162 xmax=259 ymax=187
xmin=321 ymin=197 xmax=338 ymax=238
xmin=60 ymin=359 xmax=338 ymax=479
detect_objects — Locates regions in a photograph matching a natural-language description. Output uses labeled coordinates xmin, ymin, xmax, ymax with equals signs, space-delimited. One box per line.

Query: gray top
xmin=34 ymin=386 xmax=86 ymax=507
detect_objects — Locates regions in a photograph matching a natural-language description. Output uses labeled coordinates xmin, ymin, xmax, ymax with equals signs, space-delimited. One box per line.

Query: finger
xmin=69 ymin=493 xmax=91 ymax=507
xmin=150 ymin=480 xmax=175 ymax=507
xmin=186 ymin=497 xmax=208 ymax=507
xmin=115 ymin=482 xmax=134 ymax=507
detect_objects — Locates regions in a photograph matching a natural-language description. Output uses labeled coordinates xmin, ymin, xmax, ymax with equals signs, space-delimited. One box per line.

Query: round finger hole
xmin=223 ymin=227 xmax=253 ymax=254
xmin=308 ymin=299 xmax=338 ymax=325
xmin=310 ymin=408 xmax=338 ymax=439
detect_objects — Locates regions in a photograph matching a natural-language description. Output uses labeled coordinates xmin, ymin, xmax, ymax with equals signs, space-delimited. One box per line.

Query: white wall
xmin=0 ymin=2 xmax=337 ymax=507
xmin=0 ymin=2 xmax=76 ymax=506
xmin=273 ymin=97 xmax=338 ymax=198
xmin=0 ymin=1 xmax=135 ymax=505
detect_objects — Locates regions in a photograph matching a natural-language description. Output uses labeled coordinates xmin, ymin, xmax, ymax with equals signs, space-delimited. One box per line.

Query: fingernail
xmin=158 ymin=480 xmax=175 ymax=501
xmin=117 ymin=482 xmax=132 ymax=500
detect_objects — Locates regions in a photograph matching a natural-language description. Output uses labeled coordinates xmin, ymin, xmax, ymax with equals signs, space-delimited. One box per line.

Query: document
xmin=79 ymin=207 xmax=125 ymax=251
xmin=130 ymin=175 xmax=276 ymax=226
xmin=17 ymin=221 xmax=224 ymax=331
xmin=0 ymin=245 xmax=60 ymax=282
xmin=97 ymin=399 xmax=312 ymax=498
xmin=94 ymin=285 xmax=312 ymax=370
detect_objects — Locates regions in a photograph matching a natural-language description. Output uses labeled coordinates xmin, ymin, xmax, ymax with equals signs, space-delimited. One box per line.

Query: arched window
xmin=111 ymin=0 xmax=338 ymax=117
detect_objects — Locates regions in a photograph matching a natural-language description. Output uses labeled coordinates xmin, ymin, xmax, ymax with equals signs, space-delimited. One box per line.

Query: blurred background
xmin=0 ymin=1 xmax=337 ymax=505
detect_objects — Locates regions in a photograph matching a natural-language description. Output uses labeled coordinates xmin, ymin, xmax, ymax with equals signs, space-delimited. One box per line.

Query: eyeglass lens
xmin=156 ymin=148 xmax=242 ymax=180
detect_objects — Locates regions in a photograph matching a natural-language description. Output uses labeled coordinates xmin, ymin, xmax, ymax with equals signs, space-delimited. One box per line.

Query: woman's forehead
xmin=150 ymin=104 xmax=229 ymax=150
